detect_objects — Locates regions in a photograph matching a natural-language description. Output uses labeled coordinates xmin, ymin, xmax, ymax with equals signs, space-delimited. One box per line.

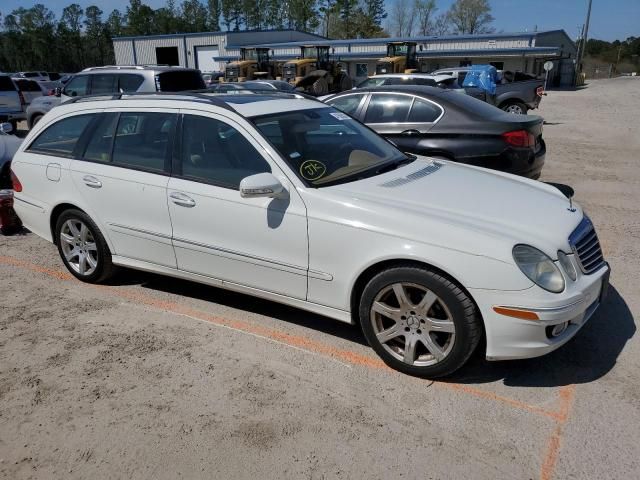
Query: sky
xmin=0 ymin=0 xmax=637 ymax=42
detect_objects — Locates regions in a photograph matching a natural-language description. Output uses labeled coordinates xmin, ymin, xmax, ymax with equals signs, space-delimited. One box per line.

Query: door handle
xmin=169 ymin=191 xmax=196 ymax=208
xmin=401 ymin=129 xmax=420 ymax=136
xmin=82 ymin=175 xmax=102 ymax=188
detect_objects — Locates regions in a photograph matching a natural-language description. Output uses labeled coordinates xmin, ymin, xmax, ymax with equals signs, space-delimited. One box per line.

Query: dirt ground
xmin=1 ymin=77 xmax=639 ymax=480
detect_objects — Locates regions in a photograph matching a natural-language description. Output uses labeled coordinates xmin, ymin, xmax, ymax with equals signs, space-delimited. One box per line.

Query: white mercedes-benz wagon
xmin=10 ymin=92 xmax=610 ymax=377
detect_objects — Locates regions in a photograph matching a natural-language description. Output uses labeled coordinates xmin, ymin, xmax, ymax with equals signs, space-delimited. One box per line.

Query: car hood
xmin=306 ymin=157 xmax=582 ymax=263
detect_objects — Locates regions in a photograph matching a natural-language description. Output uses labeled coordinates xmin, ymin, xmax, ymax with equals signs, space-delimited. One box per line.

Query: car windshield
xmin=251 ymin=107 xmax=411 ymax=187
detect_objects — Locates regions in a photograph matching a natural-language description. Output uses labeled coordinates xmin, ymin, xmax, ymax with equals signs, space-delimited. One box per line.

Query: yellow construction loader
xmin=375 ymin=42 xmax=419 ymax=75
xmin=224 ymin=47 xmax=274 ymax=82
xmin=282 ymin=45 xmax=352 ymax=96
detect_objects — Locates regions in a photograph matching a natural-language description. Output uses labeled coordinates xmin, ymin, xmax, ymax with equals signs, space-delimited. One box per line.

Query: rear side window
xmin=180 ymin=114 xmax=271 ymax=189
xmin=28 ymin=114 xmax=94 ymax=156
xmin=90 ymin=74 xmax=117 ymax=94
xmin=328 ymin=94 xmax=365 ymax=116
xmin=0 ymin=76 xmax=17 ymax=91
xmin=364 ymin=94 xmax=412 ymax=123
xmin=64 ymin=76 xmax=89 ymax=97
xmin=408 ymin=98 xmax=443 ymax=123
xmin=118 ymin=74 xmax=144 ymax=92
xmin=111 ymin=112 xmax=176 ymax=172
xmin=156 ymin=71 xmax=206 ymax=92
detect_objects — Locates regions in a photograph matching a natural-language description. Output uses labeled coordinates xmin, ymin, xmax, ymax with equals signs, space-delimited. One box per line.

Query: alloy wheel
xmin=59 ymin=219 xmax=98 ymax=276
xmin=505 ymin=104 xmax=524 ymax=114
xmin=370 ymin=282 xmax=456 ymax=366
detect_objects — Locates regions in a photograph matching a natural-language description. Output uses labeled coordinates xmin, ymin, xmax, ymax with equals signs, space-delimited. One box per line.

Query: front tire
xmin=55 ymin=209 xmax=114 ymax=283
xmin=359 ymin=266 xmax=482 ymax=377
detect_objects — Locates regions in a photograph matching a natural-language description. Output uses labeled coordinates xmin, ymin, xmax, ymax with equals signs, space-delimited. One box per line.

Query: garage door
xmin=195 ymin=45 xmax=220 ymax=73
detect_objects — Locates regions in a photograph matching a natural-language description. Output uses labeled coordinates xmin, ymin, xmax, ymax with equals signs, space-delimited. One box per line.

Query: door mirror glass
xmin=240 ymin=173 xmax=286 ymax=199
xmin=0 ymin=122 xmax=13 ymax=134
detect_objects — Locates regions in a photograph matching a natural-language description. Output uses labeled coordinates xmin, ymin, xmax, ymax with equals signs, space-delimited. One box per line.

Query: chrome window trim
xmin=363 ymin=92 xmax=445 ymax=126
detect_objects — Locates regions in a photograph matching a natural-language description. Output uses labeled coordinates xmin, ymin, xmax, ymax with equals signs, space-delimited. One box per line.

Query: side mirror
xmin=54 ymin=87 xmax=62 ymax=97
xmin=0 ymin=122 xmax=13 ymax=134
xmin=240 ymin=172 xmax=287 ymax=199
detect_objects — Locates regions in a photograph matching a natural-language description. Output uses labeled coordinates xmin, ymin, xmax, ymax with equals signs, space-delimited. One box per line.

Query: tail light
xmin=18 ymin=90 xmax=26 ymax=105
xmin=10 ymin=170 xmax=22 ymax=192
xmin=536 ymin=86 xmax=544 ymax=97
xmin=502 ymin=130 xmax=535 ymax=148
xmin=47 ymin=89 xmax=56 ymax=96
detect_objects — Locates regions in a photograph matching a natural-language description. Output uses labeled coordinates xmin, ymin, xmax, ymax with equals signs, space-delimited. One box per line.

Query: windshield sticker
xmin=300 ymin=160 xmax=327 ymax=181
xmin=330 ymin=111 xmax=351 ymax=121
xmin=289 ymin=152 xmax=301 ymax=159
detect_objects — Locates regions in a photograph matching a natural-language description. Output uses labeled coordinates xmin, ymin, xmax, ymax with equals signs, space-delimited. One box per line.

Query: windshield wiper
xmin=375 ymin=155 xmax=416 ymax=174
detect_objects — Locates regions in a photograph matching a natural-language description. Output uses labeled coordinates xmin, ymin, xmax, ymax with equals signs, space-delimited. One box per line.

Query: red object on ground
xmin=0 ymin=189 xmax=22 ymax=235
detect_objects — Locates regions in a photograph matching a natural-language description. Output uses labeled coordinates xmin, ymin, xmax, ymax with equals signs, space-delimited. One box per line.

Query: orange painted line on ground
xmin=0 ymin=254 xmax=565 ymax=421
xmin=539 ymin=385 xmax=576 ymax=480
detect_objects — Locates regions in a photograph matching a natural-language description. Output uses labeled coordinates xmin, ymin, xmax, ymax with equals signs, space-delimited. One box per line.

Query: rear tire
xmin=338 ymin=73 xmax=352 ymax=92
xmin=501 ymin=101 xmax=528 ymax=115
xmin=55 ymin=209 xmax=115 ymax=283
xmin=359 ymin=265 xmax=482 ymax=378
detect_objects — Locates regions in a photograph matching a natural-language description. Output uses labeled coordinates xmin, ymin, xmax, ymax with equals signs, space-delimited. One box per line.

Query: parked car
xmin=11 ymin=92 xmax=609 ymax=378
xmin=0 ymin=74 xmax=25 ymax=130
xmin=356 ymin=73 xmax=461 ymax=90
xmin=11 ymin=78 xmax=44 ymax=105
xmin=431 ymin=66 xmax=545 ymax=114
xmin=202 ymin=72 xmax=224 ymax=86
xmin=26 ymin=65 xmax=206 ymax=128
xmin=242 ymin=80 xmax=296 ymax=92
xmin=16 ymin=71 xmax=50 ymax=81
xmin=324 ymin=85 xmax=546 ymax=178
xmin=0 ymin=122 xmax=23 ymax=234
xmin=208 ymin=82 xmax=269 ymax=93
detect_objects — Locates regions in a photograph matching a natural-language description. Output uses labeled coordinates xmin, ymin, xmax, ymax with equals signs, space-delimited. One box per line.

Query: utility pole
xmin=578 ymin=0 xmax=593 ymax=69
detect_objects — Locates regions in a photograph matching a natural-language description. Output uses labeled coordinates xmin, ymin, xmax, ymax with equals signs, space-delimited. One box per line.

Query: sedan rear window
xmin=156 ymin=71 xmax=205 ymax=91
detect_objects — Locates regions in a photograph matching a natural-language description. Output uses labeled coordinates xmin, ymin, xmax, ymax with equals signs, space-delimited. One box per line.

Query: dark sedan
xmin=323 ymin=85 xmax=545 ymax=178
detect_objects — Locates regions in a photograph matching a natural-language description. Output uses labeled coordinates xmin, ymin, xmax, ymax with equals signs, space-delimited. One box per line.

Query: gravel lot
xmin=1 ymin=77 xmax=639 ymax=480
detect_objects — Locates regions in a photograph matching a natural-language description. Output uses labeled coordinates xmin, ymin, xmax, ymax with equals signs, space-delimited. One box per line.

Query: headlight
xmin=557 ymin=250 xmax=577 ymax=281
xmin=513 ymin=245 xmax=565 ymax=293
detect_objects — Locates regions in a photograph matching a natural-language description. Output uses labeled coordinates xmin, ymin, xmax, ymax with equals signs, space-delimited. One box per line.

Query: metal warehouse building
xmin=113 ymin=29 xmax=577 ymax=87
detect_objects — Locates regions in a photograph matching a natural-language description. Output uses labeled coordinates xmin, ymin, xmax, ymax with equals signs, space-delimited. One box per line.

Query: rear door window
xmin=90 ymin=74 xmax=118 ymax=94
xmin=327 ymin=94 xmax=366 ymax=116
xmin=407 ymin=98 xmax=443 ymax=123
xmin=64 ymin=76 xmax=89 ymax=97
xmin=118 ymin=74 xmax=144 ymax=92
xmin=82 ymin=113 xmax=119 ymax=163
xmin=28 ymin=114 xmax=94 ymax=156
xmin=156 ymin=71 xmax=206 ymax=92
xmin=364 ymin=94 xmax=412 ymax=123
xmin=111 ymin=112 xmax=176 ymax=173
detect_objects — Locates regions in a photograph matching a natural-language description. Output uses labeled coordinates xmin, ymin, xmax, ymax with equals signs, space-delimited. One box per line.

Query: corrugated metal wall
xmin=113 ymin=40 xmax=135 ymax=65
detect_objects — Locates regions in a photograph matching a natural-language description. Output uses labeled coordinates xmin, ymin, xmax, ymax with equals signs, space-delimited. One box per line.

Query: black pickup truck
xmin=430 ymin=67 xmax=545 ymax=115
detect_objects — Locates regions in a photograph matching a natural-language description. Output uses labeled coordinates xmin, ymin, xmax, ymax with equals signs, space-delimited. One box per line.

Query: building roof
xmin=239 ymin=29 xmax=571 ymax=49
xmin=112 ymin=28 xmax=327 ymax=42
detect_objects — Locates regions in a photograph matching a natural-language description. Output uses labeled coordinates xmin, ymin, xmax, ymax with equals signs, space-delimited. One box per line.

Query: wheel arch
xmin=49 ymin=202 xmax=87 ymax=245
xmin=349 ymin=258 xmax=484 ymax=336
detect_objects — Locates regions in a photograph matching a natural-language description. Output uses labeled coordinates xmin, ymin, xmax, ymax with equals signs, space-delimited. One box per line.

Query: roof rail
xmin=63 ymin=91 xmax=234 ymax=111
xmin=61 ymin=89 xmax=321 ymax=110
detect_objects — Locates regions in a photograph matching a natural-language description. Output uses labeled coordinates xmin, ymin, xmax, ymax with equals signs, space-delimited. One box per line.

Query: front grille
xmin=569 ymin=216 xmax=605 ymax=274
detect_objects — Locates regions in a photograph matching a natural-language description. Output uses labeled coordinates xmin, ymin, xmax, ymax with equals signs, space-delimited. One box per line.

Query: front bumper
xmin=470 ymin=262 xmax=610 ymax=361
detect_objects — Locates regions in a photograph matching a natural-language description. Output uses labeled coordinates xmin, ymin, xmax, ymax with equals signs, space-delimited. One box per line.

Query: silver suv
xmin=27 ymin=65 xmax=206 ymax=128
xmin=0 ymin=74 xmax=24 ymax=130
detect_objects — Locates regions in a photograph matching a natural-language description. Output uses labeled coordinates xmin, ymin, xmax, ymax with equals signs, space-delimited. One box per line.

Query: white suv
xmin=10 ymin=92 xmax=610 ymax=377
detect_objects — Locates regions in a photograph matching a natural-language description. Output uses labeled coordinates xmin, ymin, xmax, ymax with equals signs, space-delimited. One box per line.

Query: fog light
xmin=550 ymin=322 xmax=568 ymax=337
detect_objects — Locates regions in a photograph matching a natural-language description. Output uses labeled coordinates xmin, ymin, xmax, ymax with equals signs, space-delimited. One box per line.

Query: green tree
xmin=447 ymin=0 xmax=494 ymax=35
xmin=414 ymin=0 xmax=436 ymax=36
xmin=106 ymin=9 xmax=125 ymax=37
xmin=207 ymin=0 xmax=221 ymax=30
xmin=179 ymin=0 xmax=208 ymax=32
xmin=125 ymin=0 xmax=156 ymax=35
